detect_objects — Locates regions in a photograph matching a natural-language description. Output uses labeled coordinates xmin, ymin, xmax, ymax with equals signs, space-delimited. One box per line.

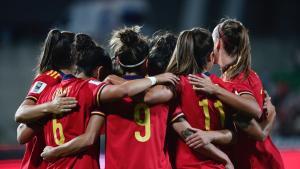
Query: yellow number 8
xmin=52 ymin=116 xmax=65 ymax=145
xmin=134 ymin=103 xmax=151 ymax=142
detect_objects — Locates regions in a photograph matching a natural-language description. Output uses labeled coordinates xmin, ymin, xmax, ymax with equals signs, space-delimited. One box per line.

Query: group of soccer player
xmin=14 ymin=18 xmax=285 ymax=169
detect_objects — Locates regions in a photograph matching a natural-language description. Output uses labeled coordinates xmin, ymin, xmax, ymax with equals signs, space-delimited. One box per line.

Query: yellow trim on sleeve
xmin=91 ymin=111 xmax=106 ymax=117
xmin=238 ymin=91 xmax=253 ymax=96
xmin=25 ymin=96 xmax=38 ymax=102
xmin=171 ymin=113 xmax=185 ymax=123
xmin=96 ymin=84 xmax=108 ymax=106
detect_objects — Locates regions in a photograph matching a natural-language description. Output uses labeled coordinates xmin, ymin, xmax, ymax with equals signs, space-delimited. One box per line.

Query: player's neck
xmin=220 ymin=51 xmax=235 ymax=70
xmin=76 ymin=72 xmax=88 ymax=79
xmin=60 ymin=69 xmax=74 ymax=75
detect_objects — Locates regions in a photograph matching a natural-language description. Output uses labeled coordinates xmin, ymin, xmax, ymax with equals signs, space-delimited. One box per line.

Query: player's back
xmin=21 ymin=70 xmax=62 ymax=169
xmin=105 ymin=96 xmax=172 ymax=169
xmin=41 ymin=75 xmax=104 ymax=169
xmin=174 ymin=74 xmax=227 ymax=169
xmin=230 ymin=70 xmax=284 ymax=169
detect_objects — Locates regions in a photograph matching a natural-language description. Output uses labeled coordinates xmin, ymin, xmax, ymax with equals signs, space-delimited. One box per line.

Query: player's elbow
xmin=143 ymin=93 xmax=155 ymax=104
xmin=17 ymin=135 xmax=27 ymax=145
xmin=250 ymin=105 xmax=262 ymax=120
xmin=83 ymin=133 xmax=97 ymax=147
xmin=15 ymin=113 xmax=24 ymax=123
xmin=253 ymin=132 xmax=267 ymax=141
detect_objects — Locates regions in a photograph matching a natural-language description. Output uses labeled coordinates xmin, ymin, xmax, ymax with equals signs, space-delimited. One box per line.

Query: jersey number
xmin=134 ymin=103 xmax=151 ymax=142
xmin=199 ymin=99 xmax=225 ymax=130
xmin=52 ymin=116 xmax=65 ymax=145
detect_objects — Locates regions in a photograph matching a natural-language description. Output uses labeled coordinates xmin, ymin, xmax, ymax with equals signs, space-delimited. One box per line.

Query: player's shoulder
xmin=248 ymin=70 xmax=262 ymax=81
xmin=209 ymin=74 xmax=223 ymax=83
xmin=28 ymin=70 xmax=62 ymax=97
xmin=82 ymin=78 xmax=107 ymax=92
xmin=34 ymin=70 xmax=62 ymax=84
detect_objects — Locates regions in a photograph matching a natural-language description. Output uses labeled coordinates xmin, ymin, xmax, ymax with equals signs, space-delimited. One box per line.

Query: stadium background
xmin=0 ymin=0 xmax=299 ymax=168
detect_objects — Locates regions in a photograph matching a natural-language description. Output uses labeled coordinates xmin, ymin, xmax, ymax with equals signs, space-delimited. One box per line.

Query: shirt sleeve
xmin=233 ymin=83 xmax=254 ymax=96
xmin=25 ymin=73 xmax=59 ymax=102
xmin=170 ymin=105 xmax=185 ymax=123
xmin=87 ymin=79 xmax=108 ymax=109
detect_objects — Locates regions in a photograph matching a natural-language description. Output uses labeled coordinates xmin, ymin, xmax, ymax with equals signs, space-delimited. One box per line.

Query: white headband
xmin=118 ymin=57 xmax=147 ymax=68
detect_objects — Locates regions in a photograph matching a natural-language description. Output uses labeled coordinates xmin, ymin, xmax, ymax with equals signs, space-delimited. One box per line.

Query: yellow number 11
xmin=199 ymin=99 xmax=225 ymax=130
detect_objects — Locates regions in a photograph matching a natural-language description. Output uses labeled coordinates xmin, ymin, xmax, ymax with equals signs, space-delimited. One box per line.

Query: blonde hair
xmin=214 ymin=18 xmax=251 ymax=80
xmin=166 ymin=28 xmax=213 ymax=75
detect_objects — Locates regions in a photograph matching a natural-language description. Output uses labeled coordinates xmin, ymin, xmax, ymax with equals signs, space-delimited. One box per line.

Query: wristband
xmin=146 ymin=76 xmax=157 ymax=86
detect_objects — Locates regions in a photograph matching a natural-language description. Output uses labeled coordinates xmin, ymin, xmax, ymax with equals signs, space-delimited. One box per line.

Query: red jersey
xmin=21 ymin=70 xmax=62 ymax=169
xmin=230 ymin=70 xmax=284 ymax=169
xmin=40 ymin=75 xmax=106 ymax=169
xmin=174 ymin=73 xmax=251 ymax=169
xmin=104 ymin=77 xmax=180 ymax=169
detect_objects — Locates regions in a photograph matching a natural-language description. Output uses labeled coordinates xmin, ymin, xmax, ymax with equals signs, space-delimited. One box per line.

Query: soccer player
xmin=165 ymin=27 xmax=267 ymax=169
xmin=98 ymin=26 xmax=184 ymax=169
xmin=190 ymin=19 xmax=284 ymax=169
xmin=38 ymin=33 xmax=178 ymax=169
xmin=15 ymin=29 xmax=77 ymax=169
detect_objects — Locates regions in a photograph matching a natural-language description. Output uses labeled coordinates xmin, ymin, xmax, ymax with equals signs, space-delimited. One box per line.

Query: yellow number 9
xmin=134 ymin=103 xmax=151 ymax=142
xmin=52 ymin=116 xmax=65 ymax=145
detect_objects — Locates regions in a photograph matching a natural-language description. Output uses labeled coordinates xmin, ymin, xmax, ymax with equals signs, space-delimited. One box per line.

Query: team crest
xmin=30 ymin=81 xmax=47 ymax=94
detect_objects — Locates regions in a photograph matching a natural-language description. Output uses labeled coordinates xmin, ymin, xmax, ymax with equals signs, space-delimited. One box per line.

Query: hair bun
xmin=118 ymin=26 xmax=140 ymax=46
xmin=75 ymin=33 xmax=95 ymax=50
xmin=49 ymin=29 xmax=61 ymax=42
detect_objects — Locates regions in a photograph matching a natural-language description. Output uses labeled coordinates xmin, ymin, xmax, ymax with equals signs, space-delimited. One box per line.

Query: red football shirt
xmin=103 ymin=81 xmax=180 ymax=169
xmin=229 ymin=70 xmax=284 ymax=169
xmin=21 ymin=70 xmax=62 ymax=169
xmin=40 ymin=75 xmax=106 ymax=169
xmin=173 ymin=73 xmax=252 ymax=169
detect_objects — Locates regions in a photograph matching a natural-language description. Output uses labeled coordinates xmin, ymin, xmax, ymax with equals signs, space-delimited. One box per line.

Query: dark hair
xmin=148 ymin=31 xmax=177 ymax=76
xmin=37 ymin=29 xmax=75 ymax=74
xmin=214 ymin=18 xmax=251 ymax=80
xmin=110 ymin=26 xmax=149 ymax=74
xmin=73 ymin=33 xmax=112 ymax=79
xmin=166 ymin=28 xmax=213 ymax=75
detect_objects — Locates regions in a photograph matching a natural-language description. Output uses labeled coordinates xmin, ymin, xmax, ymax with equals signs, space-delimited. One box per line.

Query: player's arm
xmin=172 ymin=117 xmax=233 ymax=168
xmin=17 ymin=123 xmax=36 ymax=144
xmin=100 ymin=73 xmax=178 ymax=102
xmin=143 ymin=85 xmax=174 ymax=105
xmin=235 ymin=96 xmax=276 ymax=141
xmin=188 ymin=74 xmax=262 ymax=119
xmin=41 ymin=112 xmax=105 ymax=161
xmin=185 ymin=128 xmax=234 ymax=146
xmin=104 ymin=74 xmax=126 ymax=85
xmin=15 ymin=93 xmax=77 ymax=123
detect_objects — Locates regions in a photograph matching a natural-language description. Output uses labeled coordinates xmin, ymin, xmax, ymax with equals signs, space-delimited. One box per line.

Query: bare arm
xmin=143 ymin=85 xmax=174 ymax=105
xmin=186 ymin=128 xmax=234 ymax=146
xmin=41 ymin=114 xmax=105 ymax=161
xmin=104 ymin=74 xmax=126 ymax=85
xmin=100 ymin=73 xmax=178 ymax=102
xmin=236 ymin=97 xmax=276 ymax=141
xmin=17 ymin=123 xmax=36 ymax=144
xmin=188 ymin=74 xmax=262 ymax=119
xmin=172 ymin=117 xmax=233 ymax=168
xmin=15 ymin=93 xmax=77 ymax=123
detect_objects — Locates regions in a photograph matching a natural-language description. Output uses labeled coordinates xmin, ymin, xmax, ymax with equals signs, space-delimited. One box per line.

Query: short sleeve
xmin=233 ymin=83 xmax=254 ymax=96
xmin=87 ymin=79 xmax=107 ymax=108
xmin=169 ymin=105 xmax=185 ymax=124
xmin=25 ymin=71 xmax=61 ymax=102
